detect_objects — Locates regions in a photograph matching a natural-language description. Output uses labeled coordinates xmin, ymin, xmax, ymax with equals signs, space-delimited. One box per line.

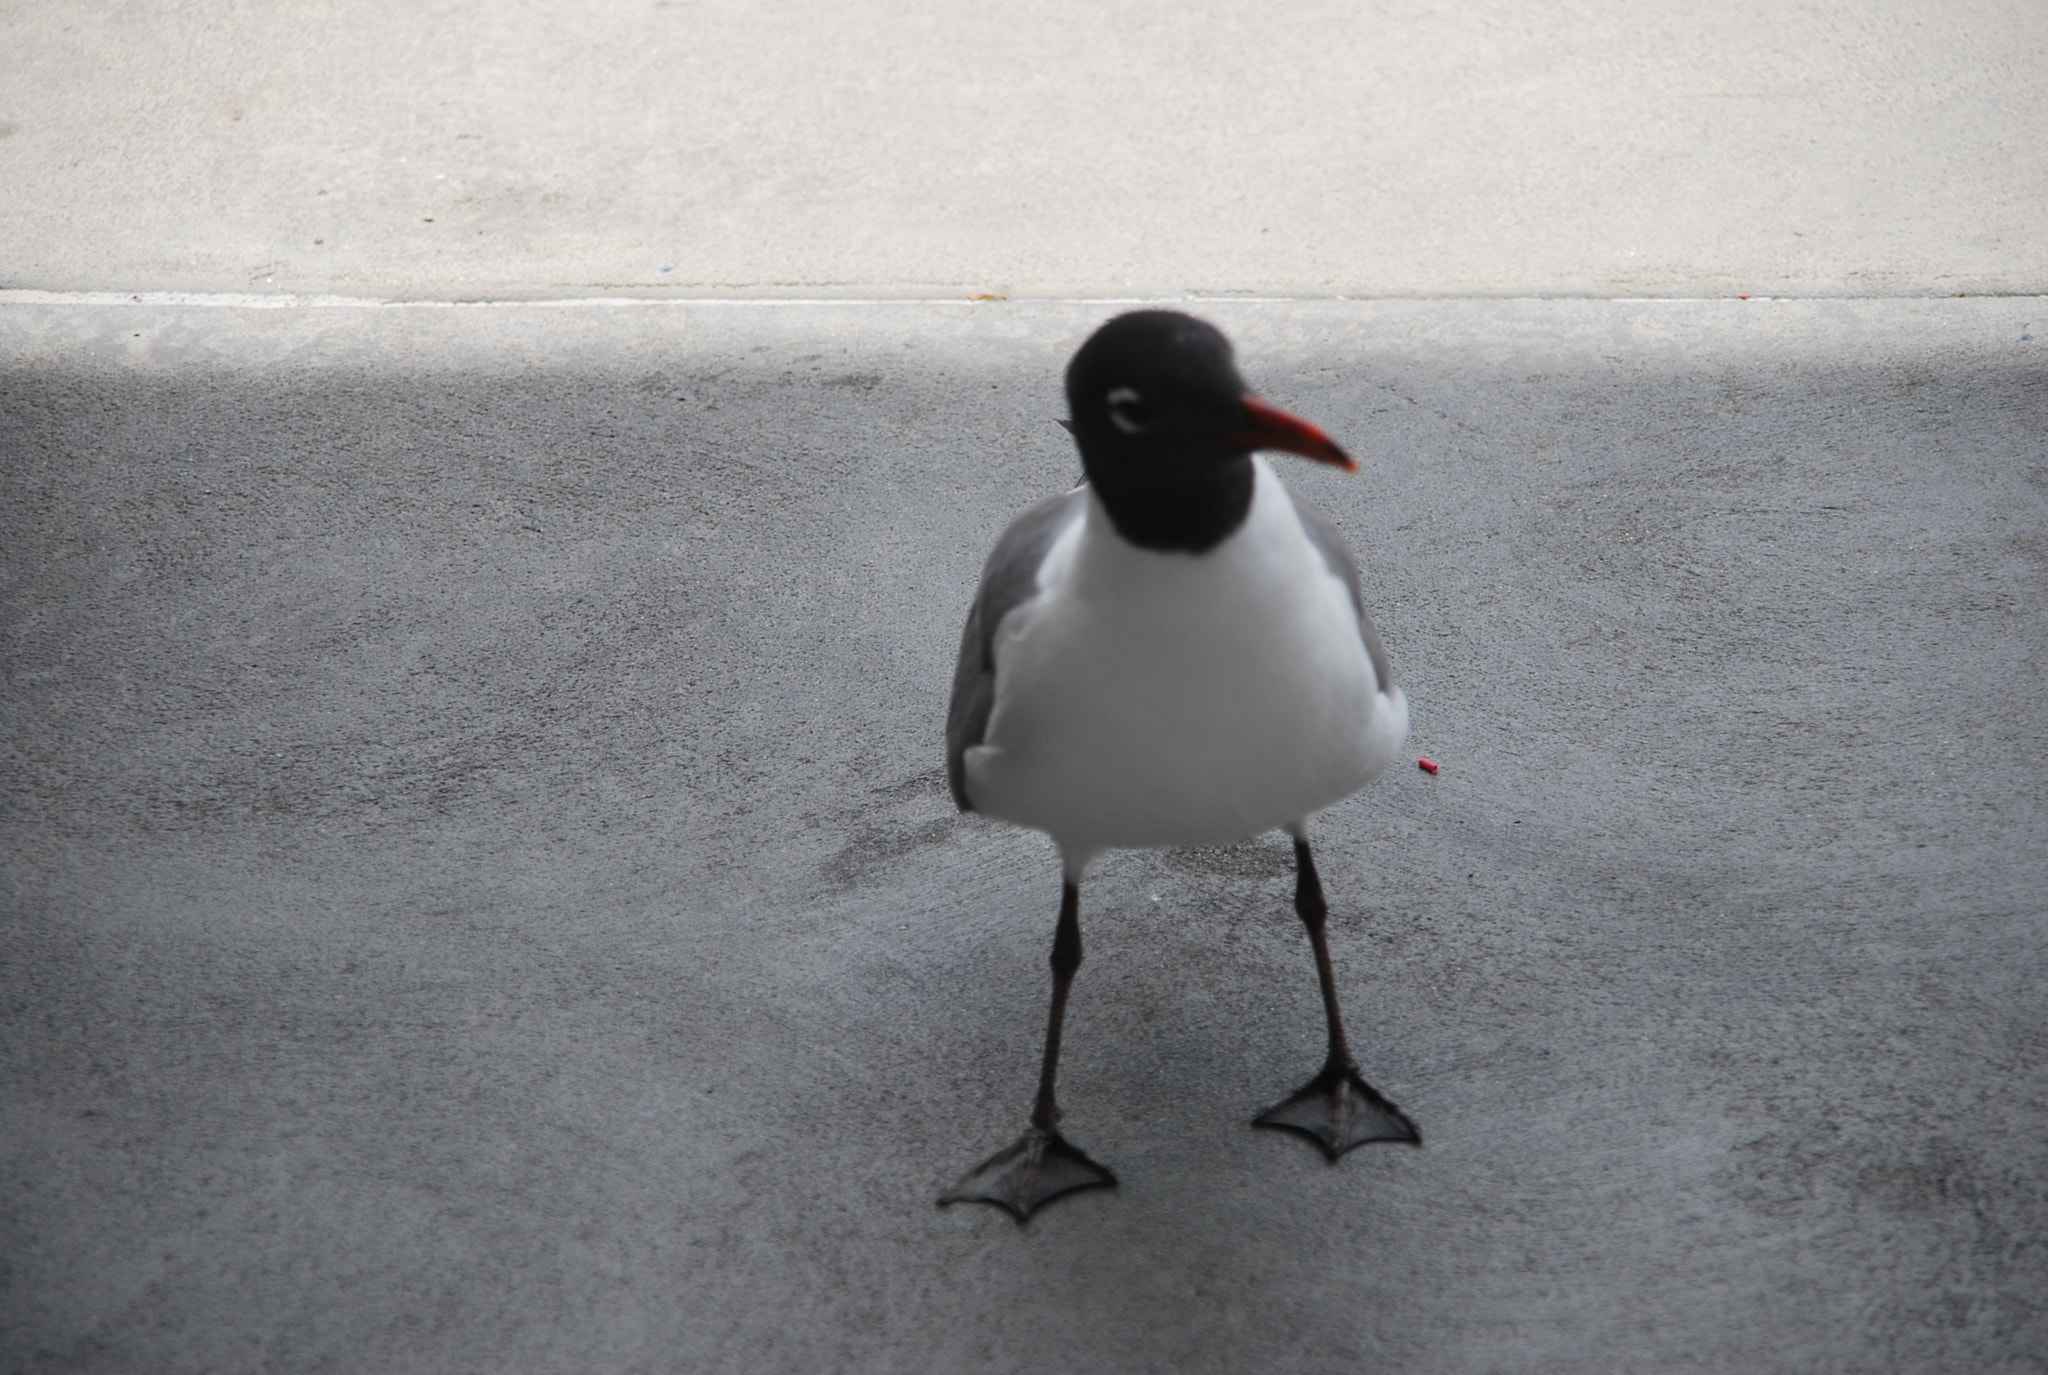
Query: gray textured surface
xmin=3 ymin=0 xmax=2044 ymax=297
xmin=4 ymin=297 xmax=2045 ymax=1371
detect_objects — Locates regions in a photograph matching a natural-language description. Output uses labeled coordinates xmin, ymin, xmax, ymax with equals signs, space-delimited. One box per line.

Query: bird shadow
xmin=817 ymin=767 xmax=964 ymax=890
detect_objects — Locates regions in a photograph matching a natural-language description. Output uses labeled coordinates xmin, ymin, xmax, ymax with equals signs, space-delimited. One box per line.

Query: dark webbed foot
xmin=1255 ymin=1057 xmax=1421 ymax=1160
xmin=939 ymin=1128 xmax=1117 ymax=1221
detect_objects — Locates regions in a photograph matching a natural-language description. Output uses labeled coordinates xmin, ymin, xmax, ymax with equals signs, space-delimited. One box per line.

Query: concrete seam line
xmin=4 ymin=290 xmax=2045 ymax=310
xmin=0 ymin=291 xmax=1274 ymax=309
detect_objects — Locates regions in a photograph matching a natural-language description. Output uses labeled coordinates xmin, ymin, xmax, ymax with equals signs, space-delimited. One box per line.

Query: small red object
xmin=1418 ymin=758 xmax=1439 ymax=774
xmin=1738 ymin=294 xmax=1750 ymax=300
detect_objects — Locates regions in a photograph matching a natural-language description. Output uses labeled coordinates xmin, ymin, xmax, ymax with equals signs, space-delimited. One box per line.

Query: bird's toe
xmin=1254 ymin=1060 xmax=1420 ymax=1159
xmin=938 ymin=1128 xmax=1117 ymax=1221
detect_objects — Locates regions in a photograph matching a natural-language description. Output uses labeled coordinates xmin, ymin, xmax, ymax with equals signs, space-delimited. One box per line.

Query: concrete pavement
xmin=4 ymin=0 xmax=2047 ymax=1370
xmin=4 ymin=297 xmax=2044 ymax=1370
xmin=2 ymin=0 xmax=2044 ymax=298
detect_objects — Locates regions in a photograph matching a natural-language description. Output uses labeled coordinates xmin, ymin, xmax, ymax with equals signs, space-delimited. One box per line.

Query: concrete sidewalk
xmin=4 ymin=297 xmax=2044 ymax=1371
xmin=4 ymin=1 xmax=2047 ymax=1370
xmin=3 ymin=0 xmax=2044 ymax=298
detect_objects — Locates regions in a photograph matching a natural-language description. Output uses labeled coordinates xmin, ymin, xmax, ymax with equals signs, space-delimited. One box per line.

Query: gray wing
xmin=945 ymin=488 xmax=1087 ymax=812
xmin=1291 ymin=496 xmax=1395 ymax=694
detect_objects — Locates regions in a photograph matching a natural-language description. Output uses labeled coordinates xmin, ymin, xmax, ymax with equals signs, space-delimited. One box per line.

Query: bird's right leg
xmin=939 ymin=879 xmax=1117 ymax=1221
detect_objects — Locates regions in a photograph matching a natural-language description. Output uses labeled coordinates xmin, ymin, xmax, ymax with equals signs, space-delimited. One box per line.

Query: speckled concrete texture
xmin=4 ymin=298 xmax=2043 ymax=1371
xmin=2 ymin=0 xmax=2044 ymax=297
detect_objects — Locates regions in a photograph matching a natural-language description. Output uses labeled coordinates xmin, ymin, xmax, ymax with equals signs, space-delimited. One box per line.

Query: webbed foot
xmin=1254 ymin=1059 xmax=1421 ymax=1159
xmin=938 ymin=1128 xmax=1117 ymax=1221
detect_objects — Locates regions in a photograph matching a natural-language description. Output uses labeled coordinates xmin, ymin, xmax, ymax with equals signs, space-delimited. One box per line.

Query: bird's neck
xmin=1082 ymin=452 xmax=1255 ymax=554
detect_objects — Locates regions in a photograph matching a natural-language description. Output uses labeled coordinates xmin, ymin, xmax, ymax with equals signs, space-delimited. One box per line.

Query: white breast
xmin=964 ymin=459 xmax=1408 ymax=852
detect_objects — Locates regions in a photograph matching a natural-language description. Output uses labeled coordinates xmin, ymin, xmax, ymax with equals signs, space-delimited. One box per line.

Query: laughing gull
xmin=939 ymin=311 xmax=1419 ymax=1221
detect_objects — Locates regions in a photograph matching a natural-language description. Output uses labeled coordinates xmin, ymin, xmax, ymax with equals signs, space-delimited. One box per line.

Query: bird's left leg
xmin=1254 ymin=833 xmax=1421 ymax=1158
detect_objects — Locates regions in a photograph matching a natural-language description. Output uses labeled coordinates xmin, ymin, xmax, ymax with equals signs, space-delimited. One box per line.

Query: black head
xmin=1063 ymin=311 xmax=1351 ymax=553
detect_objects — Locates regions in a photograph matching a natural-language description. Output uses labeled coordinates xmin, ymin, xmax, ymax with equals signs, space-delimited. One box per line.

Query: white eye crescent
xmin=1106 ymin=386 xmax=1148 ymax=434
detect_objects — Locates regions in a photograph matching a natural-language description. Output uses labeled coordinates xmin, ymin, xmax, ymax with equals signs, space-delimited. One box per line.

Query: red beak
xmin=1225 ymin=396 xmax=1356 ymax=471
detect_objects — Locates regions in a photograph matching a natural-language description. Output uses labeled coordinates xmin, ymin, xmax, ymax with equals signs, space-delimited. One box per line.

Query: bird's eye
xmin=1105 ymin=386 xmax=1151 ymax=435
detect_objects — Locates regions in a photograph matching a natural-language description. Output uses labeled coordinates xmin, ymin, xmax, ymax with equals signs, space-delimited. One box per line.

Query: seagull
xmin=939 ymin=310 xmax=1420 ymax=1222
